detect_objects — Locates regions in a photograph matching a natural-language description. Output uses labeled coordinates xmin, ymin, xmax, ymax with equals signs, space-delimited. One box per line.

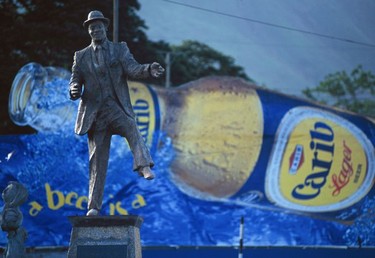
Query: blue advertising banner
xmin=0 ymin=63 xmax=374 ymax=247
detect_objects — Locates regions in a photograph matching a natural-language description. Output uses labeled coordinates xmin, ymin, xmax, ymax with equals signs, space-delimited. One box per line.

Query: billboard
xmin=0 ymin=63 xmax=374 ymax=247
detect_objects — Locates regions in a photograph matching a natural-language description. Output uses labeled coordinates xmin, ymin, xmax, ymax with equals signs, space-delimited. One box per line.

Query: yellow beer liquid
xmin=158 ymin=77 xmax=264 ymax=199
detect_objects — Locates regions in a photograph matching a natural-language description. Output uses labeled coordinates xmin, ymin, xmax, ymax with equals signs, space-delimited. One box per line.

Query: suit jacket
xmin=69 ymin=40 xmax=151 ymax=135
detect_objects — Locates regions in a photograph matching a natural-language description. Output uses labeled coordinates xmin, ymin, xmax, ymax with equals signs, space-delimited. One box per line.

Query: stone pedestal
xmin=67 ymin=215 xmax=143 ymax=258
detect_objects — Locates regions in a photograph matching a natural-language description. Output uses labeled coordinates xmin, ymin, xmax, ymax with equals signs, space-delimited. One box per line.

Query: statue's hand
xmin=69 ymin=83 xmax=82 ymax=100
xmin=150 ymin=62 xmax=165 ymax=78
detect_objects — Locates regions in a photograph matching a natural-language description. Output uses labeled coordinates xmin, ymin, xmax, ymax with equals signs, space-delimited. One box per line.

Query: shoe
xmin=86 ymin=209 xmax=99 ymax=216
xmin=139 ymin=166 xmax=155 ymax=180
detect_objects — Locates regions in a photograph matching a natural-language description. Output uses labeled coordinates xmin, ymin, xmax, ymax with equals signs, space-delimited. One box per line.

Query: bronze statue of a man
xmin=69 ymin=10 xmax=164 ymax=216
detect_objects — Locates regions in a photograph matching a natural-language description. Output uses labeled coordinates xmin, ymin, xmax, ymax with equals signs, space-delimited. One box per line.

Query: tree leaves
xmin=169 ymin=40 xmax=251 ymax=86
xmin=303 ymin=65 xmax=375 ymax=117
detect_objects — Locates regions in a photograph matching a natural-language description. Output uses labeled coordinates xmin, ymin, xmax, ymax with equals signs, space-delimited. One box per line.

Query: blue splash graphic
xmin=0 ymin=132 xmax=373 ymax=247
xmin=343 ymin=197 xmax=375 ymax=246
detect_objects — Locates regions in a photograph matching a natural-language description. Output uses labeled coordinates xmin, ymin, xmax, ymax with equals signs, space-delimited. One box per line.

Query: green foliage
xmin=0 ymin=0 xmax=147 ymax=70
xmin=169 ymin=40 xmax=251 ymax=86
xmin=303 ymin=65 xmax=375 ymax=117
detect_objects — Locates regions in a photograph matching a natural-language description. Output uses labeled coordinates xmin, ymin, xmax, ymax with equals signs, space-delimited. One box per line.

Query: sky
xmin=137 ymin=0 xmax=375 ymax=96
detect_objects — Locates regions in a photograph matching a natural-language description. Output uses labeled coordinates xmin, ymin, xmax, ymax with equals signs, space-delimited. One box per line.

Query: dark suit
xmin=70 ymin=39 xmax=154 ymax=210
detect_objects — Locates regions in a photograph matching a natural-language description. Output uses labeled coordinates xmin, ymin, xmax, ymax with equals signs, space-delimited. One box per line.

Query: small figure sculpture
xmin=69 ymin=10 xmax=164 ymax=216
xmin=1 ymin=181 xmax=28 ymax=258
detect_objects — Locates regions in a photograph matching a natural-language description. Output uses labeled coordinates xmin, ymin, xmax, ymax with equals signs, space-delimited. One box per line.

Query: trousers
xmin=87 ymin=97 xmax=154 ymax=210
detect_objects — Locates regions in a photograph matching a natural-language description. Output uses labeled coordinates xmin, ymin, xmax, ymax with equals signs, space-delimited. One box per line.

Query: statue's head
xmin=83 ymin=10 xmax=109 ymax=42
xmin=2 ymin=181 xmax=28 ymax=208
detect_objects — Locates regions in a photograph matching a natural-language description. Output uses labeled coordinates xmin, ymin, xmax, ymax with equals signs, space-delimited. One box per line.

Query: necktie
xmin=96 ymin=45 xmax=105 ymax=74
xmin=96 ymin=45 xmax=105 ymax=66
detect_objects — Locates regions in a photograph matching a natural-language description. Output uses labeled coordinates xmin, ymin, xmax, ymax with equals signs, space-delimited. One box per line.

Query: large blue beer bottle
xmin=9 ymin=63 xmax=375 ymax=221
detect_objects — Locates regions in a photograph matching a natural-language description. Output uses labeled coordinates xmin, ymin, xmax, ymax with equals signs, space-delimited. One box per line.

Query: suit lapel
xmin=108 ymin=41 xmax=115 ymax=63
xmin=107 ymin=42 xmax=118 ymax=87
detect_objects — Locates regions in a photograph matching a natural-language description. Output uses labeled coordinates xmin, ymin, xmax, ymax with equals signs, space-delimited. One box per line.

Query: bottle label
xmin=266 ymin=107 xmax=375 ymax=212
xmin=128 ymin=81 xmax=160 ymax=152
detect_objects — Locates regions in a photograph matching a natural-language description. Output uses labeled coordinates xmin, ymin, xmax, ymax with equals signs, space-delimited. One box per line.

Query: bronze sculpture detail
xmin=69 ymin=11 xmax=164 ymax=216
xmin=1 ymin=182 xmax=28 ymax=258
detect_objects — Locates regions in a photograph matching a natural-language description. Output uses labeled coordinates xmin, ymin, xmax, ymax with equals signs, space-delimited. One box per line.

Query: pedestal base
xmin=67 ymin=215 xmax=143 ymax=258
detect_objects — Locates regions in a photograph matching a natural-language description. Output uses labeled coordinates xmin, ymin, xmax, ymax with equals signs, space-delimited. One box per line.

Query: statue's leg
xmin=111 ymin=112 xmax=154 ymax=171
xmin=87 ymin=127 xmax=112 ymax=211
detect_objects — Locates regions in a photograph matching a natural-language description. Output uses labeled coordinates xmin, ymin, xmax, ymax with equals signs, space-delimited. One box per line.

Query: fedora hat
xmin=83 ymin=10 xmax=110 ymax=29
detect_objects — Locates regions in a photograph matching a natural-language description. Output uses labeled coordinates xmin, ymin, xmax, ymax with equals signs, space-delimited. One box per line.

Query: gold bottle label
xmin=266 ymin=107 xmax=375 ymax=212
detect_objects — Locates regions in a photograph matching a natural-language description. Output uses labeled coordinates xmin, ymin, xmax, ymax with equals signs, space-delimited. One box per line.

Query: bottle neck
xmin=9 ymin=63 xmax=76 ymax=133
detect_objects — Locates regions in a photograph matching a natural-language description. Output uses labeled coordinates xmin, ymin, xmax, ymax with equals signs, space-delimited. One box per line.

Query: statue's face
xmin=88 ymin=21 xmax=107 ymax=42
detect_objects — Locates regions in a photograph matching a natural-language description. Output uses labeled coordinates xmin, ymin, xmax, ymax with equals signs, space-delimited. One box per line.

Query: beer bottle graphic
xmin=129 ymin=76 xmax=375 ymax=222
xmin=9 ymin=63 xmax=375 ymax=221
